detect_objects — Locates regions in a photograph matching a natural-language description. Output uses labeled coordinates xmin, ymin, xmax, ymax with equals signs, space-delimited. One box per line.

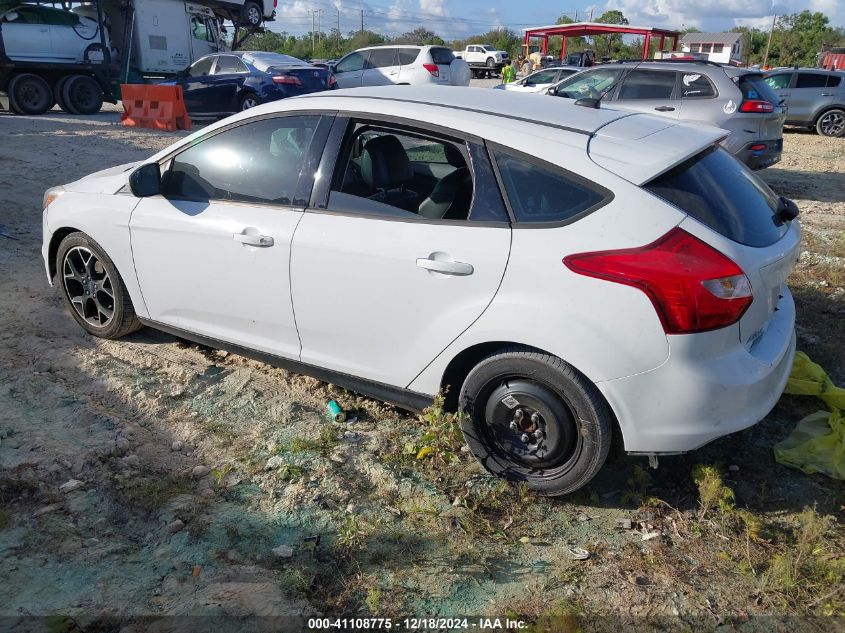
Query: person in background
xmin=501 ymin=59 xmax=516 ymax=84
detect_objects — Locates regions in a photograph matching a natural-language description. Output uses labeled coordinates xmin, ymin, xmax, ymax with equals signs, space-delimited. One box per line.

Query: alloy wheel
xmin=62 ymin=246 xmax=115 ymax=328
xmin=242 ymin=96 xmax=258 ymax=110
xmin=818 ymin=111 xmax=845 ymax=137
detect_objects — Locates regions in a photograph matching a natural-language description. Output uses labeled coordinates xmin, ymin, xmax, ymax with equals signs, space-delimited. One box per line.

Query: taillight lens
xmin=328 ymin=75 xmax=337 ymax=89
xmin=272 ymin=75 xmax=302 ymax=85
xmin=563 ymin=228 xmax=753 ymax=334
xmin=739 ymin=99 xmax=774 ymax=113
xmin=423 ymin=63 xmax=439 ymax=77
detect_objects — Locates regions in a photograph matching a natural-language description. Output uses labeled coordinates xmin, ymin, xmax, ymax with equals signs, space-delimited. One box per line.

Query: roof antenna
xmin=575 ymin=55 xmax=648 ymax=109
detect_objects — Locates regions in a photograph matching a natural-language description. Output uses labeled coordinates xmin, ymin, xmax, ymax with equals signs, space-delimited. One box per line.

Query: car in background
xmin=213 ymin=0 xmax=276 ymax=27
xmin=764 ymin=68 xmax=845 ymax=137
xmin=0 ymin=4 xmax=108 ymax=64
xmin=43 ymin=87 xmax=800 ymax=497
xmin=332 ymin=45 xmax=470 ymax=88
xmin=495 ymin=66 xmax=580 ymax=93
xmin=171 ymin=51 xmax=335 ymax=118
xmin=548 ymin=61 xmax=787 ymax=169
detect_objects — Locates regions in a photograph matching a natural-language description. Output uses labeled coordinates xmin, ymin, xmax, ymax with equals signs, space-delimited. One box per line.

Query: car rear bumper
xmin=737 ymin=138 xmax=783 ymax=170
xmin=597 ymin=288 xmax=796 ymax=453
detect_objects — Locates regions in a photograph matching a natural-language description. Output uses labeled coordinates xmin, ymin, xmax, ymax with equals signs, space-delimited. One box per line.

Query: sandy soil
xmin=0 ymin=100 xmax=843 ymax=631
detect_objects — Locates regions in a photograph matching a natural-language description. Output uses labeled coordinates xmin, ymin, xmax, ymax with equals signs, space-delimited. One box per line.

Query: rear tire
xmin=239 ymin=92 xmax=259 ymax=111
xmin=8 ymin=73 xmax=53 ymax=115
xmin=55 ymin=232 xmax=141 ymax=339
xmin=816 ymin=108 xmax=845 ymax=137
xmin=240 ymin=1 xmax=263 ymax=27
xmin=54 ymin=76 xmax=73 ymax=113
xmin=63 ymin=75 xmax=104 ymax=115
xmin=459 ymin=349 xmax=612 ymax=497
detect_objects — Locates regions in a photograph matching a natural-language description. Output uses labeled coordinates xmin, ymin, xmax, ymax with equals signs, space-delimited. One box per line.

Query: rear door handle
xmin=820 ymin=93 xmax=833 ymax=96
xmin=654 ymin=106 xmax=675 ymax=112
xmin=233 ymin=233 xmax=274 ymax=247
xmin=416 ymin=257 xmax=473 ymax=276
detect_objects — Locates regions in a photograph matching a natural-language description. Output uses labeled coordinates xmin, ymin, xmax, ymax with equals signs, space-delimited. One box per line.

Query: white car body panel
xmin=291 ymin=216 xmax=510 ymax=387
xmin=0 ymin=6 xmax=103 ymax=64
xmin=42 ymin=86 xmax=800 ymax=457
xmin=129 ymin=199 xmax=303 ymax=360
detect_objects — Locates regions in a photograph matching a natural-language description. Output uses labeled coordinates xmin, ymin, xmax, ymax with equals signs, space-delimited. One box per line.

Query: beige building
xmin=680 ymin=32 xmax=744 ymax=65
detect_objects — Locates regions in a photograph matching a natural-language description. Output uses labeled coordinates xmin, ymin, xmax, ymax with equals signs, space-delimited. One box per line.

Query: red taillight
xmin=328 ymin=75 xmax=337 ymax=88
xmin=749 ymin=143 xmax=766 ymax=151
xmin=423 ymin=63 xmax=439 ymax=77
xmin=272 ymin=75 xmax=302 ymax=85
xmin=563 ymin=228 xmax=753 ymax=334
xmin=739 ymin=99 xmax=774 ymax=113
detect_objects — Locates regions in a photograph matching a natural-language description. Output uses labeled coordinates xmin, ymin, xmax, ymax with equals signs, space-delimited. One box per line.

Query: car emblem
xmin=723 ymin=99 xmax=737 ymax=114
xmin=313 ymin=71 xmax=319 ymax=77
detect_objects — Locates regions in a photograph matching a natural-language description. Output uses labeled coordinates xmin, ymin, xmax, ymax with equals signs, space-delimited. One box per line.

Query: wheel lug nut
xmin=514 ymin=409 xmax=523 ymax=420
xmin=531 ymin=412 xmax=540 ymax=424
xmin=520 ymin=433 xmax=530 ymax=443
xmin=534 ymin=430 xmax=543 ymax=440
xmin=509 ymin=421 xmax=518 ymax=431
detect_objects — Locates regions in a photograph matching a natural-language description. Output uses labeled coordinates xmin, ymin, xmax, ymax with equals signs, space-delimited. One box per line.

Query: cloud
xmin=419 ymin=0 xmax=449 ymax=17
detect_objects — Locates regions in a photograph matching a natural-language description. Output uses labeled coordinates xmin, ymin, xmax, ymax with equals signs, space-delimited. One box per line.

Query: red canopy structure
xmin=523 ymin=22 xmax=681 ymax=61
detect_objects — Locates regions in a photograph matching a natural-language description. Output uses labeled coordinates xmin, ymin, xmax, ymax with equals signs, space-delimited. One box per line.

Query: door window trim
xmin=146 ymin=111 xmax=336 ymax=209
xmin=308 ymin=114 xmax=510 ymax=227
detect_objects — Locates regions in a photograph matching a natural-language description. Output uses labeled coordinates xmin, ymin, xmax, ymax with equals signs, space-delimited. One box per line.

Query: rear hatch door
xmin=737 ymin=72 xmax=787 ymax=140
xmin=429 ymin=46 xmax=455 ymax=84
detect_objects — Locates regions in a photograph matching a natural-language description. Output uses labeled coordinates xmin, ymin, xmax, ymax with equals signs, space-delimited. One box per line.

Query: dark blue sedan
xmin=172 ymin=51 xmax=336 ymax=118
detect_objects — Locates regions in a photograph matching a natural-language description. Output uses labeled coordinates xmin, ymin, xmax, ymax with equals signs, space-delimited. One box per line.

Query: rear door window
xmin=429 ymin=47 xmax=455 ymax=65
xmin=617 ymin=70 xmax=677 ymax=100
xmin=644 ymin=146 xmax=787 ymax=247
xmin=827 ymin=74 xmax=841 ymax=88
xmin=398 ymin=48 xmax=420 ymax=65
xmin=493 ymin=148 xmax=610 ymax=224
xmin=366 ymin=48 xmax=397 ymax=69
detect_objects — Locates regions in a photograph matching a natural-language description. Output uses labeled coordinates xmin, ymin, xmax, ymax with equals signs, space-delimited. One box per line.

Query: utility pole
xmin=762 ymin=14 xmax=777 ymax=69
xmin=337 ymin=9 xmax=340 ymax=52
xmin=311 ymin=9 xmax=315 ymax=54
xmin=360 ymin=9 xmax=364 ymax=36
xmin=318 ymin=9 xmax=322 ymax=43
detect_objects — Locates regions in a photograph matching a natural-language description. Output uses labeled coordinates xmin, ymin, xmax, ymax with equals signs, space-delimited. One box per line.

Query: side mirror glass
xmin=129 ymin=163 xmax=161 ymax=197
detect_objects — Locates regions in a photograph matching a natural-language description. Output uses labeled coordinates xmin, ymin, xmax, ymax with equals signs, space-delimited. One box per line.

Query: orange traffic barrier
xmin=120 ymin=84 xmax=192 ymax=132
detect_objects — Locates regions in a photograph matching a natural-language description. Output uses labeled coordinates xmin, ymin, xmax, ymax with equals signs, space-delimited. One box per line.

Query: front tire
xmin=816 ymin=108 xmax=845 ymax=137
xmin=486 ymin=57 xmax=496 ymax=69
xmin=56 ymin=233 xmax=141 ymax=339
xmin=240 ymin=1 xmax=263 ymax=27
xmin=459 ymin=349 xmax=612 ymax=497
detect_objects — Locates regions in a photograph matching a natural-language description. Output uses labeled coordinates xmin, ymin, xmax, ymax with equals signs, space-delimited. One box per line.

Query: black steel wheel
xmin=63 ymin=75 xmax=104 ymax=116
xmin=8 ymin=73 xmax=53 ymax=115
xmin=56 ymin=233 xmax=141 ymax=339
xmin=459 ymin=349 xmax=612 ymax=496
xmin=816 ymin=109 xmax=845 ymax=138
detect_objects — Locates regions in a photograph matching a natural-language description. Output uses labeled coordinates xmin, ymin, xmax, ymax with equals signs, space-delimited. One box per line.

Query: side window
xmin=215 ymin=55 xmax=247 ymax=74
xmin=712 ymin=44 xmax=724 ymax=53
xmin=187 ymin=56 xmax=214 ymax=77
xmin=190 ymin=17 xmax=213 ymax=43
xmin=555 ymin=68 xmax=623 ymax=99
xmin=366 ymin=48 xmax=397 ymax=69
xmin=398 ymin=48 xmax=420 ymax=65
xmin=680 ymin=72 xmax=716 ymax=98
xmin=494 ymin=148 xmax=609 ymax=224
xmin=764 ymin=73 xmax=792 ymax=90
xmin=45 ymin=8 xmax=79 ymax=26
xmin=827 ymin=74 xmax=841 ymax=88
xmin=12 ymin=7 xmax=45 ymax=23
xmin=796 ymin=73 xmax=828 ymax=89
xmin=328 ymin=124 xmax=476 ymax=221
xmin=617 ymin=70 xmax=676 ymax=100
xmin=335 ymin=51 xmax=365 ymax=73
xmin=161 ymin=116 xmax=321 ymax=205
xmin=526 ymin=69 xmax=557 ymax=85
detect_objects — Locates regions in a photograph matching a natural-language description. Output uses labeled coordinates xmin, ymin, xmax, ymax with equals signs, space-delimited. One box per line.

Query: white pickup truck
xmin=454 ymin=44 xmax=509 ymax=78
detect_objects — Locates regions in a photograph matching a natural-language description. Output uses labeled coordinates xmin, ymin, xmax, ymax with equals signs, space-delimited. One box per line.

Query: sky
xmin=270 ymin=0 xmax=845 ymax=39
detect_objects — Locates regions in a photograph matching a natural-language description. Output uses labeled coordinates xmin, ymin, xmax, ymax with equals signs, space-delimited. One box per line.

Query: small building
xmin=679 ymin=32 xmax=743 ymax=65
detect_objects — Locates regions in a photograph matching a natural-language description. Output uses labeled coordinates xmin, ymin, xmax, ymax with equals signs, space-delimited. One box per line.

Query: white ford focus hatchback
xmin=42 ymin=86 xmax=800 ymax=496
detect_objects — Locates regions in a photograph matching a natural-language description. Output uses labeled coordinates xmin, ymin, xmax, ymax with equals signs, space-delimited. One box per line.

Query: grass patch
xmin=0 ymin=504 xmax=11 ymax=530
xmin=114 ymin=476 xmax=194 ymax=512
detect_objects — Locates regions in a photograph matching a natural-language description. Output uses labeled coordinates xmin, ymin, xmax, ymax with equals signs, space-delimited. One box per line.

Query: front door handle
xmin=654 ymin=106 xmax=675 ymax=112
xmin=820 ymin=93 xmax=833 ymax=96
xmin=416 ymin=257 xmax=473 ymax=276
xmin=233 ymin=233 xmax=274 ymax=247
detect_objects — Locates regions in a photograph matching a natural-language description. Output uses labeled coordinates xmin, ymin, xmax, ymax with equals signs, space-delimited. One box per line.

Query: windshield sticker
xmin=683 ymin=73 xmax=702 ymax=86
xmin=723 ymin=99 xmax=738 ymax=113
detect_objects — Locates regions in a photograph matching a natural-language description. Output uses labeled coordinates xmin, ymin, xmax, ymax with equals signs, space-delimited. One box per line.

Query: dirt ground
xmin=0 ymin=100 xmax=843 ymax=633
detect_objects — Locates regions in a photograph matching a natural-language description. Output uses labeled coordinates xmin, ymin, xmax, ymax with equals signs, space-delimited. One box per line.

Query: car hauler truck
xmin=1 ymin=0 xmax=270 ymax=115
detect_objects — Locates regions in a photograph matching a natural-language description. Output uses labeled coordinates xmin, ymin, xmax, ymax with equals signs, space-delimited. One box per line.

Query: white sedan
xmin=494 ymin=66 xmax=581 ymax=93
xmin=42 ymin=87 xmax=800 ymax=496
xmin=0 ymin=4 xmax=106 ymax=64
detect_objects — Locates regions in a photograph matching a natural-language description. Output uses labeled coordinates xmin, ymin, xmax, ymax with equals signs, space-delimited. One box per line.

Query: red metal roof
xmin=523 ymin=21 xmax=680 ymax=39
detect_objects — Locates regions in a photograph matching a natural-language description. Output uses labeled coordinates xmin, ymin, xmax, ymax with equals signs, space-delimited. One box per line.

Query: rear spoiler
xmin=588 ymin=113 xmax=728 ymax=186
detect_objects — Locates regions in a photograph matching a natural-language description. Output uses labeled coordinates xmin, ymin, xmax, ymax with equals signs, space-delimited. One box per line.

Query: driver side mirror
xmin=129 ymin=163 xmax=161 ymax=197
xmin=547 ymin=86 xmax=557 ymax=96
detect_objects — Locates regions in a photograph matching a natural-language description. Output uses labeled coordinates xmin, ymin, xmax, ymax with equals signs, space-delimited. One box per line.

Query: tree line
xmin=240 ymin=9 xmax=844 ymax=68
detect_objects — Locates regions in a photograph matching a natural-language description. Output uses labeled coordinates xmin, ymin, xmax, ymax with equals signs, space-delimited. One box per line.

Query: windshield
xmin=553 ymin=68 xmax=623 ymax=99
xmin=482 ymin=45 xmax=495 ymax=52
xmin=243 ymin=52 xmax=306 ymax=72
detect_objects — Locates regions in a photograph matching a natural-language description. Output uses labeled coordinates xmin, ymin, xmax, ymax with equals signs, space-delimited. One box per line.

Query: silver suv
xmin=764 ymin=68 xmax=845 ymax=137
xmin=549 ymin=61 xmax=786 ymax=169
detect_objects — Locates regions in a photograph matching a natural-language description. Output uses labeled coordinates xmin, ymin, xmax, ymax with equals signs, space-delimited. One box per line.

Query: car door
xmin=362 ymin=48 xmax=398 ymax=86
xmin=788 ymin=72 xmax=837 ymax=125
xmin=207 ymin=54 xmax=250 ymax=114
xmin=129 ymin=114 xmax=332 ymax=359
xmin=764 ymin=71 xmax=793 ymax=113
xmin=46 ymin=8 xmax=94 ymax=62
xmin=332 ymin=51 xmax=366 ymax=88
xmin=289 ymin=117 xmax=512 ymax=388
xmin=178 ymin=55 xmax=217 ymax=115
xmin=611 ymin=69 xmax=681 ymax=119
xmin=0 ymin=6 xmax=50 ymax=61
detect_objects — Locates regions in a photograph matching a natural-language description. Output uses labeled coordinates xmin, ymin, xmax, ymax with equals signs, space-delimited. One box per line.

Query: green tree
xmin=591 ymin=10 xmax=629 ymax=59
xmin=394 ymin=27 xmax=445 ymax=46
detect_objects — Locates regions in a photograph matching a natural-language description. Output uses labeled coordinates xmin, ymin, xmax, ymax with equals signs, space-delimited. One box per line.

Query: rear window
xmin=398 ymin=48 xmax=420 ymax=65
xmin=429 ymin=47 xmax=455 ymax=65
xmin=644 ymin=146 xmax=787 ymax=247
xmin=737 ymin=73 xmax=780 ymax=105
xmin=796 ymin=73 xmax=827 ymax=88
